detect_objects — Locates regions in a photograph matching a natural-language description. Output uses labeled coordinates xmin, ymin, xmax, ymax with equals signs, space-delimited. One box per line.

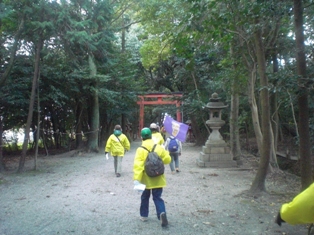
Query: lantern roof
xmin=206 ymin=92 xmax=228 ymax=109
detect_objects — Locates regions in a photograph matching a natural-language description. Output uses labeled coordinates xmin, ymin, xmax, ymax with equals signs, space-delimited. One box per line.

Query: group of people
xmin=148 ymin=122 xmax=182 ymax=174
xmin=104 ymin=122 xmax=182 ymax=227
xmin=104 ymin=122 xmax=314 ymax=231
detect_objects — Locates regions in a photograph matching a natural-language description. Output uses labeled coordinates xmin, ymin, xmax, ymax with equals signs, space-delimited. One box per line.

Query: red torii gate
xmin=137 ymin=93 xmax=183 ymax=135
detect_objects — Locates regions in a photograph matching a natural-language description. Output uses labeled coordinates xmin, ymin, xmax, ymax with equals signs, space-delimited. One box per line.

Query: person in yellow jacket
xmin=276 ymin=182 xmax=314 ymax=226
xmin=150 ymin=123 xmax=164 ymax=145
xmin=133 ymin=127 xmax=171 ymax=227
xmin=105 ymin=125 xmax=130 ymax=177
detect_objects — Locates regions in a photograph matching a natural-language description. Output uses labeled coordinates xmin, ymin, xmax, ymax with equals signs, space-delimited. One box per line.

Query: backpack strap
xmin=152 ymin=144 xmax=157 ymax=152
xmin=140 ymin=146 xmax=150 ymax=152
xmin=140 ymin=144 xmax=157 ymax=153
xmin=116 ymin=135 xmax=126 ymax=151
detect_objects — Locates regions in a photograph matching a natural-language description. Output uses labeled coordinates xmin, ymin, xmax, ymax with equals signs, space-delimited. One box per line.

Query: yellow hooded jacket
xmin=152 ymin=132 xmax=165 ymax=145
xmin=133 ymin=139 xmax=171 ymax=189
xmin=280 ymin=182 xmax=314 ymax=225
xmin=105 ymin=133 xmax=130 ymax=157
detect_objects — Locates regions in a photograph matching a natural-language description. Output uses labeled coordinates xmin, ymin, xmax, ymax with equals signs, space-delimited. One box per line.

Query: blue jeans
xmin=169 ymin=152 xmax=179 ymax=171
xmin=140 ymin=188 xmax=165 ymax=219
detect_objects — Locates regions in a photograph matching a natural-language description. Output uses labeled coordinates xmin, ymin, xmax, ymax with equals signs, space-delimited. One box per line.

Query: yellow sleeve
xmin=281 ymin=183 xmax=314 ymax=225
xmin=158 ymin=133 xmax=165 ymax=145
xmin=156 ymin=145 xmax=171 ymax=165
xmin=133 ymin=148 xmax=146 ymax=181
xmin=105 ymin=135 xmax=112 ymax=152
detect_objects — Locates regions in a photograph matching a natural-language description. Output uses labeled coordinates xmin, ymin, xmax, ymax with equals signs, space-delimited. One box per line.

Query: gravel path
xmin=0 ymin=140 xmax=308 ymax=235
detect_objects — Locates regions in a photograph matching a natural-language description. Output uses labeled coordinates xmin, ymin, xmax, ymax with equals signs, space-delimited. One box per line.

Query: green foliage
xmin=1 ymin=55 xmax=33 ymax=129
xmin=1 ymin=0 xmax=314 ymax=153
xmin=139 ymin=38 xmax=171 ymax=68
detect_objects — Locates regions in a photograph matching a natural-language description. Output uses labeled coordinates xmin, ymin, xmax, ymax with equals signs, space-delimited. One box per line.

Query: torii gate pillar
xmin=137 ymin=93 xmax=182 ymax=136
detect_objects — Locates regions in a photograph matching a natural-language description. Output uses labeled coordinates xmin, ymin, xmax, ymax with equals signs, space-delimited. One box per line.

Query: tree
xmin=0 ymin=0 xmax=26 ymax=171
xmin=0 ymin=8 xmax=25 ymax=87
xmin=249 ymin=18 xmax=272 ymax=193
xmin=293 ymin=0 xmax=313 ymax=190
xmin=55 ymin=0 xmax=115 ymax=152
xmin=19 ymin=0 xmax=57 ymax=172
xmin=0 ymin=117 xmax=4 ymax=171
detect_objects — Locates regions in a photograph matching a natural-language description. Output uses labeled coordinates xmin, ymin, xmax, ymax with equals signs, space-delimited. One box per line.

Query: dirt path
xmin=0 ymin=141 xmax=308 ymax=235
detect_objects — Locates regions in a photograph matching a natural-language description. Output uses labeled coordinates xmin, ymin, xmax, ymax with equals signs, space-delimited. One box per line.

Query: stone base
xmin=197 ymin=151 xmax=237 ymax=168
xmin=196 ymin=158 xmax=237 ymax=168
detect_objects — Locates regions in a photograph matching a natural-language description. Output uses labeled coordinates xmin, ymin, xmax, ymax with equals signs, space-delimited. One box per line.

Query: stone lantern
xmin=197 ymin=92 xmax=237 ymax=168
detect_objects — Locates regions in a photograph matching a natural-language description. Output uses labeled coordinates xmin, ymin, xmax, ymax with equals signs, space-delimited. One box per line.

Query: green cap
xmin=141 ymin=127 xmax=152 ymax=139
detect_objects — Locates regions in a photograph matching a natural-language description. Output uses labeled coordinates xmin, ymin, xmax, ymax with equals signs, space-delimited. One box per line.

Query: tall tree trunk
xmin=250 ymin=24 xmax=272 ymax=194
xmin=120 ymin=15 xmax=127 ymax=142
xmin=18 ymin=39 xmax=43 ymax=172
xmin=87 ymin=54 xmax=99 ymax=152
xmin=293 ymin=0 xmax=313 ymax=190
xmin=50 ymin=107 xmax=59 ymax=149
xmin=34 ymin=123 xmax=40 ymax=170
xmin=121 ymin=114 xmax=126 ymax=134
xmin=75 ymin=101 xmax=84 ymax=149
xmin=99 ymin=108 xmax=110 ymax=150
xmin=121 ymin=14 xmax=126 ymax=53
xmin=0 ymin=118 xmax=4 ymax=172
xmin=34 ymin=76 xmax=40 ymax=170
xmin=270 ymin=53 xmax=279 ymax=166
xmin=230 ymin=91 xmax=241 ymax=161
xmin=247 ymin=64 xmax=263 ymax=152
xmin=230 ymin=44 xmax=241 ymax=162
xmin=191 ymin=115 xmax=204 ymax=146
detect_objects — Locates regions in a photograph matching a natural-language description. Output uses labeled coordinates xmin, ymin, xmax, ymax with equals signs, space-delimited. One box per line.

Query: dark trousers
xmin=140 ymin=188 xmax=165 ymax=219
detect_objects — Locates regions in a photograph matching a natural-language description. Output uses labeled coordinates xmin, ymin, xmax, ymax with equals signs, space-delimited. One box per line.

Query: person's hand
xmin=105 ymin=153 xmax=109 ymax=160
xmin=134 ymin=180 xmax=140 ymax=185
xmin=275 ymin=211 xmax=285 ymax=226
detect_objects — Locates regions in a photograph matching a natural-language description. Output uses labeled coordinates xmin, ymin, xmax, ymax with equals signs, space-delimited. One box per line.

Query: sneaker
xmin=160 ymin=212 xmax=168 ymax=227
xmin=116 ymin=173 xmax=121 ymax=177
xmin=140 ymin=217 xmax=148 ymax=222
xmin=176 ymin=169 xmax=180 ymax=172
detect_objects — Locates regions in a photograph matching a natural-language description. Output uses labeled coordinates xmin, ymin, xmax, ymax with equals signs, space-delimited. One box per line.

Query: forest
xmin=0 ymin=0 xmax=313 ymax=195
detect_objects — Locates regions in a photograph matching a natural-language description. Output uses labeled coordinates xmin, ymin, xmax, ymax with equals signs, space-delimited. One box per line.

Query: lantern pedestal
xmin=197 ymin=93 xmax=237 ymax=168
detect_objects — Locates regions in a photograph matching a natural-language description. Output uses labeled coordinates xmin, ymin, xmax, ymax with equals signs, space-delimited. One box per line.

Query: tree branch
xmin=0 ymin=16 xmax=25 ymax=87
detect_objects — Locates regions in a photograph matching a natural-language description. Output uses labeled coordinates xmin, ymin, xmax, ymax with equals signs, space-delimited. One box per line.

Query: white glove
xmin=105 ymin=153 xmax=109 ymax=160
xmin=133 ymin=180 xmax=145 ymax=192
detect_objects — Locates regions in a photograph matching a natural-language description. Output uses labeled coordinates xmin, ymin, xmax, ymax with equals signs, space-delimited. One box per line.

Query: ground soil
xmin=0 ymin=140 xmax=310 ymax=235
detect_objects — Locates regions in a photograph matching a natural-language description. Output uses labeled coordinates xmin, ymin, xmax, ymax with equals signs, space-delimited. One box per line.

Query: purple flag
xmin=163 ymin=116 xmax=189 ymax=142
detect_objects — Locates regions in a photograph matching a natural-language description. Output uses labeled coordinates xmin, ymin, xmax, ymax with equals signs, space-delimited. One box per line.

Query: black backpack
xmin=141 ymin=144 xmax=165 ymax=177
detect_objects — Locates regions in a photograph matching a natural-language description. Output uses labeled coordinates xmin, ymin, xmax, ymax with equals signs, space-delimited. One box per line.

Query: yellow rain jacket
xmin=152 ymin=132 xmax=165 ymax=145
xmin=133 ymin=139 xmax=171 ymax=189
xmin=105 ymin=133 xmax=130 ymax=157
xmin=280 ymin=183 xmax=314 ymax=225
